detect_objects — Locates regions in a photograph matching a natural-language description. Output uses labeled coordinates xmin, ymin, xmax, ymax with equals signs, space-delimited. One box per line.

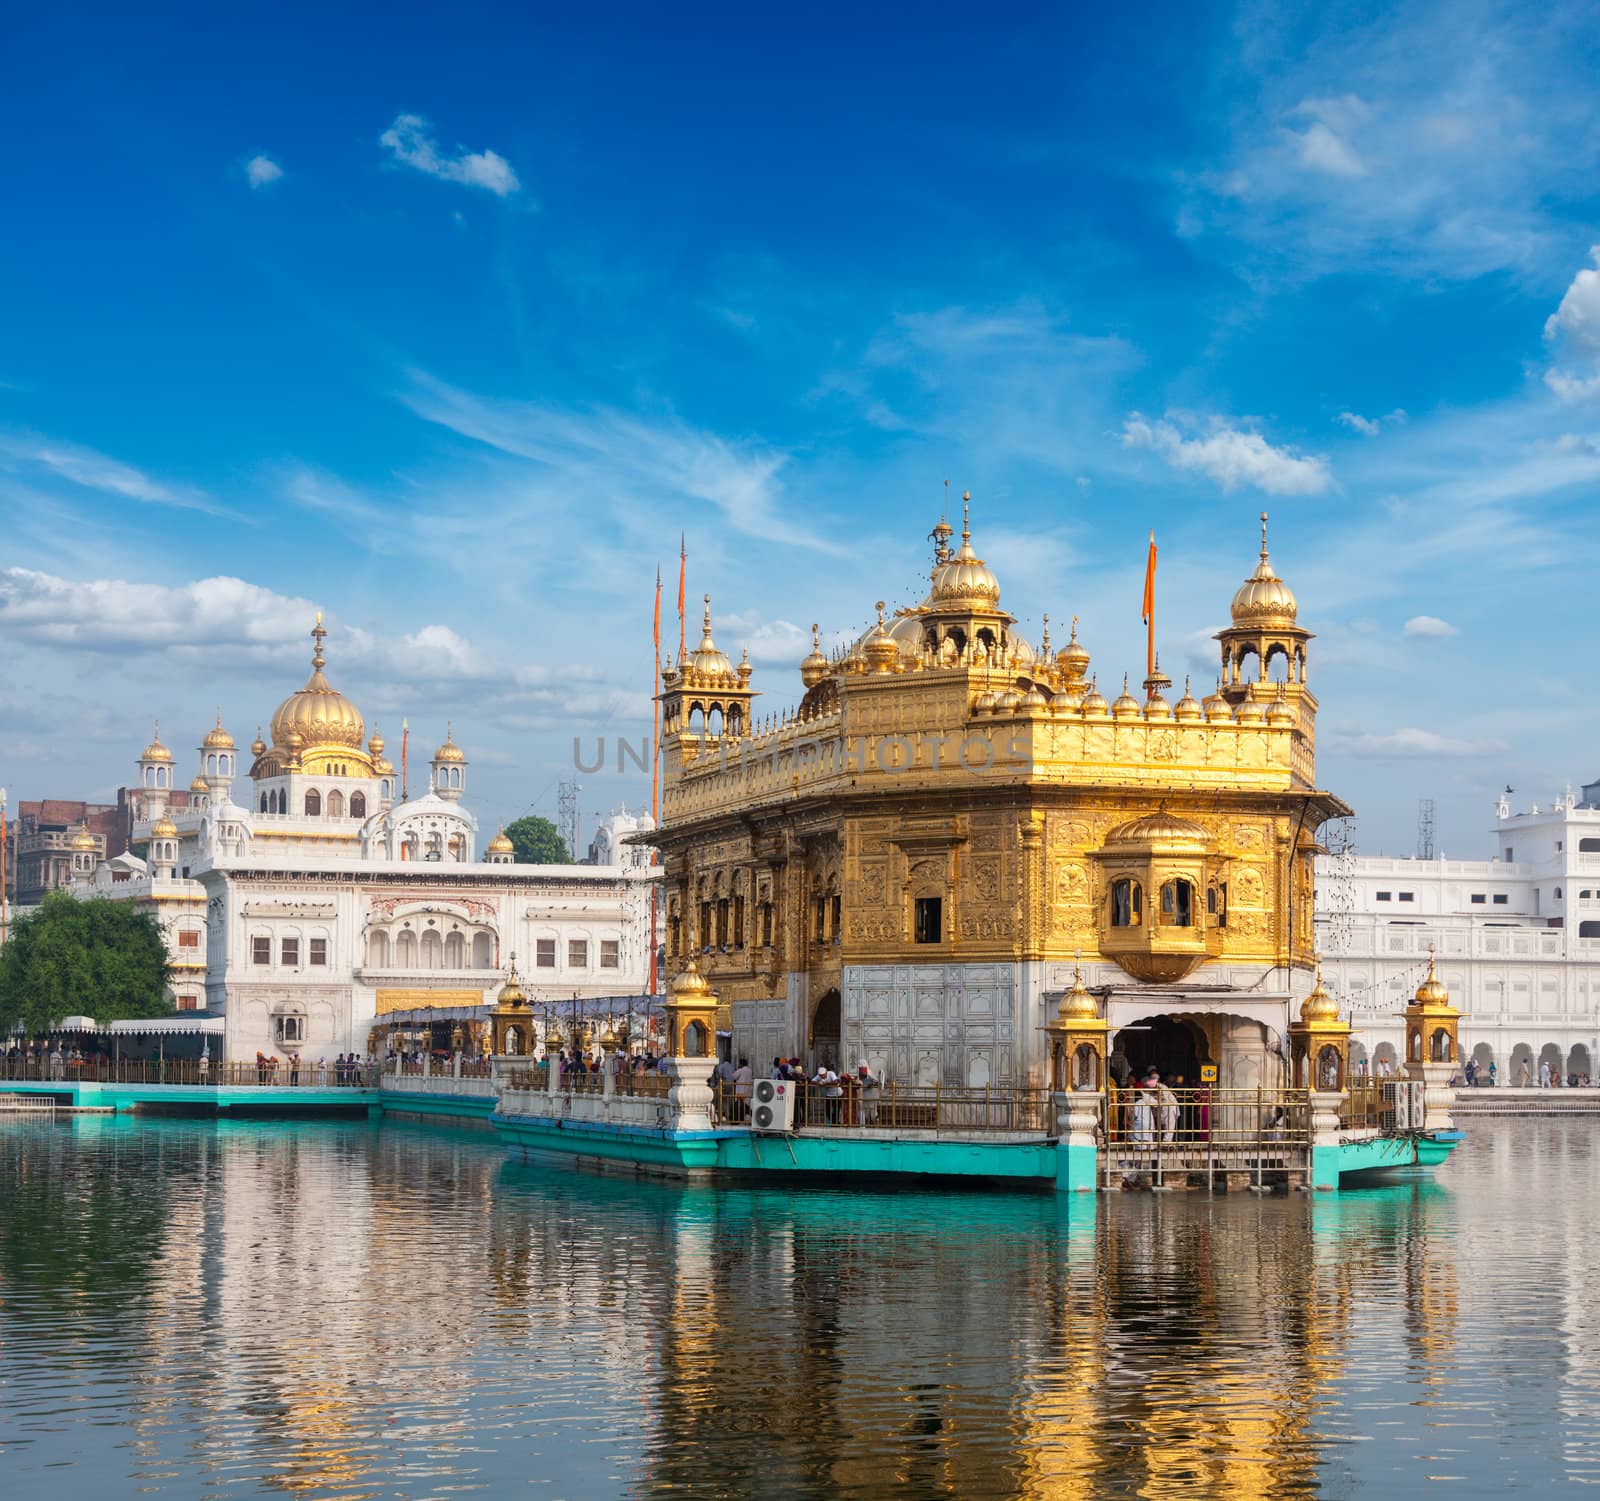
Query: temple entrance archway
xmin=809 ymin=989 xmax=841 ymax=1070
xmin=1111 ymin=1015 xmax=1209 ymax=1088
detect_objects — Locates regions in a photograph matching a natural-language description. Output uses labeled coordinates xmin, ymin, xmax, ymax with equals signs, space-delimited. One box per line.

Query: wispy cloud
xmin=1403 ymin=614 xmax=1457 ymax=638
xmin=0 ymin=431 xmax=231 ymax=517
xmin=245 ymin=154 xmax=283 ymax=189
xmin=1121 ymin=413 xmax=1332 ymax=495
xmin=379 ymin=114 xmax=521 ymax=197
xmin=1331 ymin=726 xmax=1504 ymax=759
xmin=1337 ymin=408 xmax=1406 ymax=436
xmin=399 ymin=368 xmax=838 ymax=553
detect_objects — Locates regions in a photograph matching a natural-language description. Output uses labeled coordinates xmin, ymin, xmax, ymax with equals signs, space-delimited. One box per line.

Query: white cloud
xmin=1121 ymin=413 xmax=1333 ymax=495
xmin=245 ymin=154 xmax=283 ymax=189
xmin=1294 ymin=120 xmax=1365 ymax=178
xmin=1337 ymin=411 xmax=1381 ymax=436
xmin=1403 ymin=614 xmax=1458 ymax=638
xmin=1334 ymin=726 xmax=1502 ymax=759
xmin=379 ymin=114 xmax=520 ymax=197
xmin=0 ymin=430 xmax=226 ymax=516
xmin=1544 ymin=246 xmax=1600 ymax=353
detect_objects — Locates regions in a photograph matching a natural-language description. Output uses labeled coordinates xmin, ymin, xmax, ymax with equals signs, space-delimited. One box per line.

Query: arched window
xmin=444 ymin=931 xmax=465 ymax=967
xmin=326 ymin=790 xmax=344 ymax=817
xmin=259 ymin=793 xmax=268 ymax=812
xmin=420 ymin=930 xmax=443 ymax=969
xmin=1316 ymin=1044 xmax=1343 ymax=1091
xmin=395 ymin=929 xmax=417 ymax=967
xmin=367 ymin=931 xmax=389 ymax=968
xmin=350 ymin=792 xmax=366 ymax=819
xmin=305 ymin=789 xmax=321 ymax=817
xmin=447 ymin=835 xmax=465 ymax=861
xmin=1430 ymin=1027 xmax=1453 ymax=1063
xmin=1110 ymin=879 xmax=1143 ymax=928
xmin=471 ymin=932 xmax=493 ymax=968
xmin=1160 ymin=879 xmax=1194 ymax=927
xmin=685 ymin=1019 xmax=709 ymax=1057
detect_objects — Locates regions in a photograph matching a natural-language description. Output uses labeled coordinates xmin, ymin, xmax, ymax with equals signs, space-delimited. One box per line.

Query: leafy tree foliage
xmin=0 ymin=891 xmax=171 ymax=1032
xmin=504 ymin=815 xmax=569 ymax=864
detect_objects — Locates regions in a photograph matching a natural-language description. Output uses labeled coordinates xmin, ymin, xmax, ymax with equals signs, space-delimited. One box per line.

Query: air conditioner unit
xmin=750 ymin=1077 xmax=795 ymax=1133
xmin=1382 ymin=1079 xmax=1424 ymax=1130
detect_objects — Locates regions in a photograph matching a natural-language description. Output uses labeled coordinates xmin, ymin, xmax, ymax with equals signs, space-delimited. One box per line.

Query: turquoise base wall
xmin=377 ymin=1091 xmax=497 ymax=1124
xmin=0 ymin=1078 xmax=377 ymax=1113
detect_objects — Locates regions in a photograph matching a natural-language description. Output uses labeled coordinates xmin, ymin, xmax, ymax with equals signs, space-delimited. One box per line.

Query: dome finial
xmin=961 ymin=488 xmax=971 ymax=544
xmin=1040 ymin=613 xmax=1051 ymax=654
xmin=702 ymin=592 xmax=713 ymax=637
xmin=875 ymin=599 xmax=886 ymax=627
xmin=1260 ymin=510 xmax=1270 ymax=562
xmin=311 ymin=612 xmax=327 ymax=671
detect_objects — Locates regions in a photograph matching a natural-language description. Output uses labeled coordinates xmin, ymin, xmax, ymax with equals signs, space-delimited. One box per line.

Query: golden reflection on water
xmin=3 ymin=1116 xmax=1587 ymax=1501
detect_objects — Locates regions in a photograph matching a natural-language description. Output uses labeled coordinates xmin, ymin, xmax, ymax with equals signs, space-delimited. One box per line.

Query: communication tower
xmin=1417 ymin=797 xmax=1435 ymax=861
xmin=558 ymin=779 xmax=580 ymax=862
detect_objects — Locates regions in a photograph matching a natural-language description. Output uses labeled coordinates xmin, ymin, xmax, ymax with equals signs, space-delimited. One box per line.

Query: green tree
xmin=504 ymin=814 xmax=569 ymax=864
xmin=0 ymin=890 xmax=171 ymax=1032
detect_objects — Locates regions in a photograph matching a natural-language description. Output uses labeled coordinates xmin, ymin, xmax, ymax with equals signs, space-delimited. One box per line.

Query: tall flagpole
xmin=1141 ymin=529 xmax=1158 ymax=680
xmin=650 ymin=564 xmax=661 ymax=996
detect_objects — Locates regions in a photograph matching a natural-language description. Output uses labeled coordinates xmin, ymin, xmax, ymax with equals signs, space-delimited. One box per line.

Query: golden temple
xmin=653 ymin=499 xmax=1349 ymax=1092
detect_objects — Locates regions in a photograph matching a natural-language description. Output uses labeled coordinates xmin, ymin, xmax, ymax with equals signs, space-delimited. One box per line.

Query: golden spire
xmin=311 ymin=611 xmax=327 ymax=670
xmin=961 ymin=488 xmax=971 ymax=545
xmin=1040 ymin=613 xmax=1051 ymax=655
xmin=1260 ymin=509 xmax=1270 ymax=562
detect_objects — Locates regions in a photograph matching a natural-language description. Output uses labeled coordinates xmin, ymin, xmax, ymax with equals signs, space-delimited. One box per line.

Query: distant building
xmin=14 ymin=798 xmax=124 ymax=905
xmin=72 ymin=615 xmax=660 ymax=1057
xmin=1315 ymin=784 xmax=1600 ymax=1083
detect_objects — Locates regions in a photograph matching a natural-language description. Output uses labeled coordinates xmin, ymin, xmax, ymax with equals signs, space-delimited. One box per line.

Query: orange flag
xmin=1141 ymin=530 xmax=1157 ymax=678
xmin=677 ymin=533 xmax=687 ymax=659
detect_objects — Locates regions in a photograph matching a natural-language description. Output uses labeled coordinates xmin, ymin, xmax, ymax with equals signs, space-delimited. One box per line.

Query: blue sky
xmin=3 ymin=0 xmax=1599 ymax=853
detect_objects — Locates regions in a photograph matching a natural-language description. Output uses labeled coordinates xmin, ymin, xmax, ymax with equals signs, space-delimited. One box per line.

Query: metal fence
xmin=0 ymin=1057 xmax=378 ymax=1088
xmin=1101 ymin=1086 xmax=1310 ymax=1189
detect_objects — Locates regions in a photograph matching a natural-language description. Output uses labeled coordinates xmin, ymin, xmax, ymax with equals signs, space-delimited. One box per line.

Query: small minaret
xmin=68 ymin=822 xmax=99 ymax=883
xmin=149 ymin=814 xmax=179 ymax=879
xmin=200 ymin=711 xmax=236 ymax=803
xmin=138 ymin=723 xmax=174 ymax=820
xmin=431 ymin=725 xmax=467 ymax=801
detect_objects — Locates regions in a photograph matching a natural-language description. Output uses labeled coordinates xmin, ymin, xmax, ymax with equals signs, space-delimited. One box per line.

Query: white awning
xmin=108 ymin=1016 xmax=226 ymax=1037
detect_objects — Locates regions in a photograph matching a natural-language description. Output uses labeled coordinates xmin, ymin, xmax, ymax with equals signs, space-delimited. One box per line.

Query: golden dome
xmin=600 ymin=1024 xmax=618 ymax=1051
xmin=1267 ymin=691 xmax=1297 ymax=724
xmin=202 ymin=712 xmax=235 ymax=750
xmin=368 ymin=730 xmax=385 ymax=758
xmin=799 ymin=623 xmax=829 ymax=687
xmin=929 ymin=493 xmax=1001 ymax=607
xmin=189 ymin=774 xmax=209 ymax=793
xmin=70 ymin=822 xmax=97 ymax=851
xmin=1081 ymin=677 xmax=1109 ymax=716
xmin=1055 ymin=617 xmax=1090 ymax=680
xmin=863 ymin=602 xmax=900 ymax=673
xmin=270 ymin=616 xmax=366 ymax=752
xmin=669 ymin=958 xmax=714 ymax=1002
xmin=1202 ymin=681 xmax=1232 ymax=721
xmin=150 ymin=814 xmax=179 ymax=840
xmin=1414 ymin=949 xmax=1450 ymax=1007
xmin=487 ymin=826 xmax=514 ymax=855
xmin=250 ymin=727 xmax=267 ymax=757
xmin=1300 ymin=961 xmax=1339 ymax=1023
xmin=1105 ymin=809 xmax=1211 ymax=846
xmin=1235 ymin=697 xmax=1266 ymax=723
xmin=497 ymin=958 xmax=528 ymax=1007
xmin=1174 ymin=678 xmax=1203 ymax=721
xmin=1059 ymin=963 xmax=1099 ymax=1022
xmin=1021 ymin=684 xmax=1049 ymax=710
xmin=973 ymin=690 xmax=998 ymax=714
xmin=544 ymin=1019 xmax=564 ymax=1049
xmin=141 ymin=723 xmax=173 ymax=763
xmin=1230 ymin=512 xmax=1299 ymax=626
xmin=1111 ymin=674 xmax=1142 ymax=719
xmin=434 ymin=725 xmax=466 ymax=763
xmin=685 ymin=594 xmax=734 ymax=680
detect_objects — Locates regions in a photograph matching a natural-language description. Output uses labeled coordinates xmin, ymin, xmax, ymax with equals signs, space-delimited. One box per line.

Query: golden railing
xmin=713 ymin=1079 xmax=1054 ymax=1133
xmin=1101 ymin=1085 xmax=1309 ymax=1148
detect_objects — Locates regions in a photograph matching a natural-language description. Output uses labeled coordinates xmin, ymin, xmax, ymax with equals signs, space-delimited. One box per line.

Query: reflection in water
xmin=0 ymin=1117 xmax=1594 ymax=1498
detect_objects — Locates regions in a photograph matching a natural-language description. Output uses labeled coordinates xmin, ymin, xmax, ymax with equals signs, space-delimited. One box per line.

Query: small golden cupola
xmin=1055 ymin=616 xmax=1091 ymax=687
xmin=490 ymin=955 xmax=532 ymax=1056
xmin=141 ymin=725 xmax=173 ymax=764
xmin=1215 ymin=513 xmax=1318 ymax=751
xmin=1290 ymin=957 xmax=1352 ymax=1090
xmin=660 ymin=594 xmax=758 ymax=742
xmin=485 ymin=826 xmax=515 ymax=864
xmin=1092 ymin=810 xmax=1220 ymax=983
xmin=863 ymin=602 xmax=900 ymax=673
xmin=799 ymin=623 xmax=829 ymax=688
xmin=663 ymin=958 xmax=719 ymax=1058
xmin=432 ymin=725 xmax=467 ymax=801
xmin=202 ymin=714 xmax=235 ymax=750
xmin=1405 ymin=947 xmax=1461 ymax=1066
xmin=1045 ymin=958 xmax=1110 ymax=1091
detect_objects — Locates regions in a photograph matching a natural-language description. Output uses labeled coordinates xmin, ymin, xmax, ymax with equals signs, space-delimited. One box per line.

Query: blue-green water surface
xmin=0 ymin=1115 xmax=1594 ymax=1498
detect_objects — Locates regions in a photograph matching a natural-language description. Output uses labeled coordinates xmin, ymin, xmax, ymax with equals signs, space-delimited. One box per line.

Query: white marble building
xmin=1314 ymin=778 xmax=1600 ymax=1083
xmin=75 ymin=617 xmax=660 ymax=1061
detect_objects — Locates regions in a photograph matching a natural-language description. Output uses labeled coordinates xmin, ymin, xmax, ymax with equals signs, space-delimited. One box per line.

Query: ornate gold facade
xmin=654 ymin=500 xmax=1348 ymax=1086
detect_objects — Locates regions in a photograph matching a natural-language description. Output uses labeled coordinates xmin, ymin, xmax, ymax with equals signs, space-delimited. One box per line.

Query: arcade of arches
xmin=1110 ymin=1012 xmax=1287 ymax=1092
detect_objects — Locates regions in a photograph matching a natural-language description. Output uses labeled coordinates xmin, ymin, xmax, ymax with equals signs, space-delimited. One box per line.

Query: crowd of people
xmin=712 ymin=1055 xmax=883 ymax=1124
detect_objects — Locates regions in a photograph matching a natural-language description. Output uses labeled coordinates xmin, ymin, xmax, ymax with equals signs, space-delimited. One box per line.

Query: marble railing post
xmin=422 ymin=1052 xmax=431 ymax=1079
xmin=1054 ymin=1087 xmax=1101 ymax=1193
xmin=666 ymin=1055 xmax=716 ymax=1132
xmin=1308 ymin=1090 xmax=1344 ymax=1192
xmin=1406 ymin=1062 xmax=1457 ymax=1133
xmin=547 ymin=1054 xmax=563 ymax=1098
xmin=452 ymin=1051 xmax=462 ymax=1079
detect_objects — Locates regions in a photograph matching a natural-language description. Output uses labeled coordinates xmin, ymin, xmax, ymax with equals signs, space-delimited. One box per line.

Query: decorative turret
xmin=68 ymin=822 xmax=99 ymax=882
xmin=799 ymin=623 xmax=829 ymax=688
xmin=659 ymin=595 xmax=758 ymax=743
xmin=138 ymin=723 xmax=174 ymax=819
xmin=431 ymin=725 xmax=467 ymax=801
xmin=485 ymin=826 xmax=514 ymax=864
xmin=1215 ymin=514 xmax=1317 ymax=753
xmin=1044 ymin=957 xmax=1110 ymax=1091
xmin=1404 ymin=947 xmax=1462 ymax=1133
xmin=149 ymin=813 xmax=179 ymax=878
xmin=1290 ymin=958 xmax=1351 ymax=1091
xmin=489 ymin=954 xmax=531 ymax=1056
xmin=199 ymin=711 xmax=237 ymax=801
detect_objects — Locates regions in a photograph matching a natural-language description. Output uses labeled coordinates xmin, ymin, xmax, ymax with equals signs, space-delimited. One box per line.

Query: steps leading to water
xmin=1452 ymin=1088 xmax=1600 ymax=1116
